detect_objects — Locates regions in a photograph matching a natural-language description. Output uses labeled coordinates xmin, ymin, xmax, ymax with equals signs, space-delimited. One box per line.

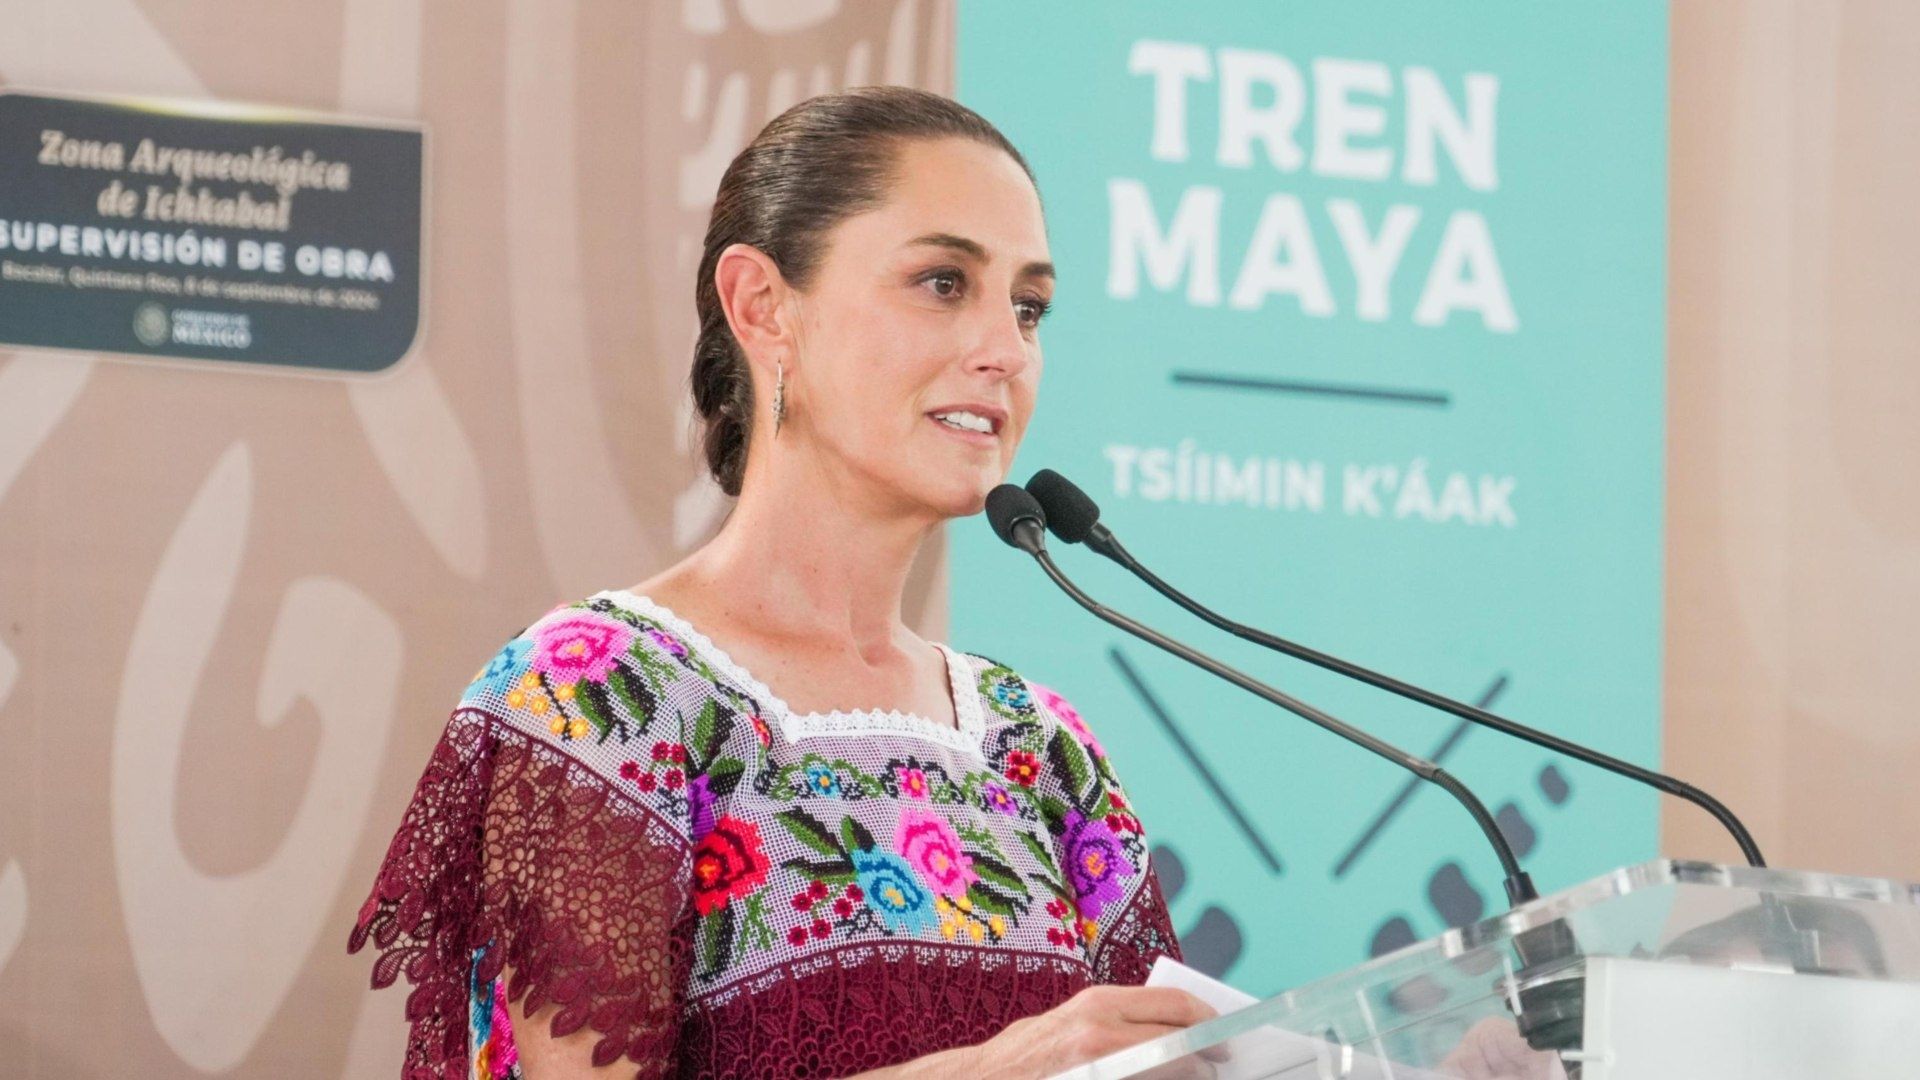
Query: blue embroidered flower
xmin=992 ymin=678 xmax=1031 ymax=711
xmin=852 ymin=848 xmax=937 ymax=935
xmin=803 ymin=762 xmax=843 ymax=798
xmin=467 ymin=638 xmax=532 ymax=697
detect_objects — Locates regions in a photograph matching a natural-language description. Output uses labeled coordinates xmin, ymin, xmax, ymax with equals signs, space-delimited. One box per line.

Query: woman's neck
xmin=675 ymin=470 xmax=941 ymax=658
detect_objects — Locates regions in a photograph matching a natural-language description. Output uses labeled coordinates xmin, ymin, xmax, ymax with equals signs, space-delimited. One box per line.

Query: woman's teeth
xmin=932 ymin=411 xmax=993 ymax=434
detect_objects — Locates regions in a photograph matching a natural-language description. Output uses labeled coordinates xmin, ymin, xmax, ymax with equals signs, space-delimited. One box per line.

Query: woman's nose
xmin=968 ymin=307 xmax=1032 ymax=379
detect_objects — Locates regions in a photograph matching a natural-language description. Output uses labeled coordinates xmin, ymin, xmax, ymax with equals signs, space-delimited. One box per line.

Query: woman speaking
xmin=349 ymin=86 xmax=1211 ymax=1079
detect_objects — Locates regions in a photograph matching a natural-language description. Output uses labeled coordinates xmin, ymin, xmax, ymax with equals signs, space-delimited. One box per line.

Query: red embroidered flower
xmin=618 ymin=760 xmax=642 ymax=782
xmin=651 ymin=741 xmax=670 ymax=761
xmin=690 ymin=815 xmax=769 ymax=916
xmin=1003 ymin=750 xmax=1041 ymax=787
xmin=787 ymin=926 xmax=809 ymax=946
xmin=750 ymin=714 xmax=773 ymax=747
xmin=637 ymin=773 xmax=657 ymax=793
xmin=665 ymin=769 xmax=685 ymax=790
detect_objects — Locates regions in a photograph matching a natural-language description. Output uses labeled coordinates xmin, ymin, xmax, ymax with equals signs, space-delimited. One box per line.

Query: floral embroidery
xmin=980 ymin=780 xmax=1020 ymax=816
xmin=467 ymin=638 xmax=532 ymax=696
xmin=978 ymin=663 xmax=1037 ymax=722
xmin=531 ymin=611 xmax=635 ymax=684
xmin=1032 ymin=681 xmax=1105 ymax=759
xmin=854 ymin=849 xmax=939 ymax=935
xmin=803 ymin=761 xmax=843 ymax=798
xmin=896 ymin=808 xmax=977 ymax=897
xmin=893 ymin=764 xmax=931 ymax=801
xmin=1060 ymin=809 xmax=1133 ymax=919
xmin=1003 ymin=749 xmax=1041 ymax=787
xmin=398 ymin=591 xmax=1180 ymax=1075
xmin=692 ymin=814 xmax=770 ymax=916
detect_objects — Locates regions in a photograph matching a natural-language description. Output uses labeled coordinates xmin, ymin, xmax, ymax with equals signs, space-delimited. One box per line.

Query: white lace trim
xmin=590 ymin=589 xmax=988 ymax=754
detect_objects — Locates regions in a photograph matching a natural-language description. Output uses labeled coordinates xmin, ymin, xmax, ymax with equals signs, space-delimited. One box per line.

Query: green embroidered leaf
xmin=775 ymin=807 xmax=842 ymax=858
xmin=573 ymin=678 xmax=614 ymax=740
xmin=782 ymin=857 xmax=858 ymax=883
xmin=700 ymin=905 xmax=736 ymax=980
xmin=1038 ymin=795 xmax=1070 ymax=834
xmin=965 ymin=882 xmax=1020 ymax=916
xmin=970 ymin=851 xmax=1030 ymax=896
xmin=840 ymin=815 xmax=877 ymax=854
xmin=629 ymin=636 xmax=683 ymax=691
xmin=705 ymin=703 xmax=736 ymax=761
xmin=741 ymin=892 xmax=774 ymax=951
xmin=607 ymin=665 xmax=655 ymax=734
xmin=707 ymin=758 xmax=746 ymax=798
xmin=691 ymin=699 xmax=719 ymax=760
xmin=1047 ymin=726 xmax=1097 ymax=805
xmin=1017 ymin=828 xmax=1065 ymax=883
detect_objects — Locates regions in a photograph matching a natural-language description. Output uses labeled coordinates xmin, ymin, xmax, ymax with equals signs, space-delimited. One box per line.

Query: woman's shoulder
xmin=454 ymin=590 xmax=749 ymax=742
xmin=954 ymin=648 xmax=1113 ymax=763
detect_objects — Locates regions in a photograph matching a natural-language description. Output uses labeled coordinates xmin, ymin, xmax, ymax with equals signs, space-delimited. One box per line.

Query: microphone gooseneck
xmin=983 ymin=484 xmax=1539 ymax=906
xmin=1023 ymin=468 xmax=1769 ymax=869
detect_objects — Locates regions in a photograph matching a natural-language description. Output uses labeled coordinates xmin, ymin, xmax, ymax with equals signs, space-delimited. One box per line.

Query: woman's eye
xmin=924 ymin=270 xmax=964 ymax=298
xmin=1016 ymin=298 xmax=1054 ymax=328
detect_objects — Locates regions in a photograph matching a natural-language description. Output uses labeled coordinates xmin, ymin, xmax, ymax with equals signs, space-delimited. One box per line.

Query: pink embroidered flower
xmin=749 ymin=713 xmax=773 ymax=747
xmin=894 ymin=765 xmax=931 ymax=801
xmin=895 ymin=808 xmax=978 ymax=898
xmin=1032 ymin=682 xmax=1104 ymax=758
xmin=530 ymin=613 xmax=634 ymax=684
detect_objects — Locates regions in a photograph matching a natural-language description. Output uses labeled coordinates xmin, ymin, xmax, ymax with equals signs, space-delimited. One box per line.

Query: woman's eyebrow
xmin=904 ymin=232 xmax=1055 ymax=281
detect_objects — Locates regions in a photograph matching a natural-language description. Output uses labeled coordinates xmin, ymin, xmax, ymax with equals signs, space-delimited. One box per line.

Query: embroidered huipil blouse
xmin=349 ymin=589 xmax=1182 ymax=1079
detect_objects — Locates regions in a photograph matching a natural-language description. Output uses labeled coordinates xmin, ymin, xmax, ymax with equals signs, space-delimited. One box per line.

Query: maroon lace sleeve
xmin=348 ymin=708 xmax=693 ymax=1078
xmin=1090 ymin=859 xmax=1183 ymax=985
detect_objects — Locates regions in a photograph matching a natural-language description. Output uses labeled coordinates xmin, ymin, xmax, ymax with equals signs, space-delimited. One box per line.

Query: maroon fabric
xmin=350 ymin=711 xmax=693 ymax=1077
xmin=349 ymin=708 xmax=1183 ymax=1079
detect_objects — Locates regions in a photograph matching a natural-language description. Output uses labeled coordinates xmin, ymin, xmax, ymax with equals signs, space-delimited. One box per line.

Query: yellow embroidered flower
xmin=941 ymin=919 xmax=957 ymax=941
xmin=506 ymin=690 xmax=526 ymax=708
xmin=1079 ymin=918 xmax=1098 ymax=942
xmin=988 ymin=915 xmax=1006 ymax=937
xmin=935 ymin=897 xmax=951 ymax=913
xmin=555 ymin=684 xmax=577 ymax=701
xmin=568 ymin=719 xmax=589 ymax=740
xmin=967 ymin=922 xmax=984 ymax=943
xmin=954 ymin=894 xmax=973 ymax=913
xmin=519 ymin=671 xmax=540 ymax=690
xmin=529 ymin=696 xmax=550 ymax=715
xmin=548 ymin=716 xmax=566 ymax=735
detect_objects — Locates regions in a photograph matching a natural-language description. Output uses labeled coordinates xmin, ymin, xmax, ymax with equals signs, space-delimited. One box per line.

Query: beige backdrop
xmin=0 ymin=1 xmax=952 ymax=1075
xmin=1 ymin=1 xmax=1915 ymax=1076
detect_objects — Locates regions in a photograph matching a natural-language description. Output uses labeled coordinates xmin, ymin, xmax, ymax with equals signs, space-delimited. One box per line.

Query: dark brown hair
xmin=691 ymin=86 xmax=1037 ymax=496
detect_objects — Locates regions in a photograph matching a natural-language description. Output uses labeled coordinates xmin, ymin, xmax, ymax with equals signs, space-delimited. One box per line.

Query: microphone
xmin=982 ymin=485 xmax=1540 ymax=906
xmin=1023 ymin=467 xmax=1768 ymax=869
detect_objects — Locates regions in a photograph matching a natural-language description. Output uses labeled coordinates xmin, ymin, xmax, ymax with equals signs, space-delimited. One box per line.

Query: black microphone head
xmin=984 ymin=484 xmax=1047 ymax=551
xmin=1025 ymin=468 xmax=1101 ymax=544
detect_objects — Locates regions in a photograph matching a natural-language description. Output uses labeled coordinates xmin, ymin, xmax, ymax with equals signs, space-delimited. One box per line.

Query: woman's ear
xmin=714 ymin=242 xmax=797 ymax=381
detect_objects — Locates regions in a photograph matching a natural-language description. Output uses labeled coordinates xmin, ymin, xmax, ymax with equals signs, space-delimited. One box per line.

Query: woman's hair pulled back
xmin=691 ymin=86 xmax=1034 ymax=496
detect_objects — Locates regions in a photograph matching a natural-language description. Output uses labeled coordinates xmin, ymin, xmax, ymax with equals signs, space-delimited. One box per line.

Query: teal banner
xmin=953 ymin=3 xmax=1667 ymax=995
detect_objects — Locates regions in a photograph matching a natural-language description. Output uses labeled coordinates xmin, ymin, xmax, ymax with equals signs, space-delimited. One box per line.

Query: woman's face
xmin=783 ymin=136 xmax=1052 ymax=520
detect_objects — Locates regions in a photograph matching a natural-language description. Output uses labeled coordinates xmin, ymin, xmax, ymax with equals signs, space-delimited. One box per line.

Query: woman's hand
xmin=891 ymin=984 xmax=1218 ymax=1079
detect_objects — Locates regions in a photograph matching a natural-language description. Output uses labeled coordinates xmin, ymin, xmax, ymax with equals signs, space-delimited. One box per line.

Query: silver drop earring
xmin=772 ymin=360 xmax=787 ymax=435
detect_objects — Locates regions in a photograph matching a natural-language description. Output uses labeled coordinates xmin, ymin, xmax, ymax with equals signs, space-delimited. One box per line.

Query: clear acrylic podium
xmin=1059 ymin=860 xmax=1920 ymax=1079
